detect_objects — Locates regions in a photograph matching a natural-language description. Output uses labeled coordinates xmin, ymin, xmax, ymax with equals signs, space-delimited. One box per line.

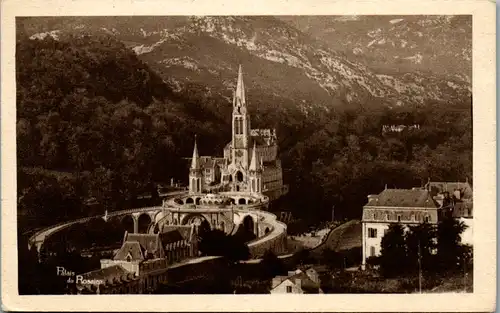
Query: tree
xmin=198 ymin=229 xmax=250 ymax=263
xmin=320 ymin=248 xmax=343 ymax=270
xmin=260 ymin=250 xmax=286 ymax=278
xmin=436 ymin=215 xmax=468 ymax=272
xmin=379 ymin=224 xmax=407 ymax=277
xmin=405 ymin=222 xmax=437 ymax=273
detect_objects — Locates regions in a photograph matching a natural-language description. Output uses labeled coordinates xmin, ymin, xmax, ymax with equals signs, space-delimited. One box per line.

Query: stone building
xmin=188 ymin=65 xmax=287 ymax=201
xmin=77 ymin=225 xmax=200 ymax=294
xmin=361 ymin=188 xmax=440 ymax=269
xmin=426 ymin=180 xmax=473 ymax=246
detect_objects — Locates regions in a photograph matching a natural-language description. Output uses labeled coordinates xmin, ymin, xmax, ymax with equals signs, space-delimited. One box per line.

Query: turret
xmin=249 ymin=141 xmax=259 ymax=171
xmin=189 ymin=135 xmax=203 ymax=194
xmin=248 ymin=141 xmax=262 ymax=194
xmin=191 ymin=135 xmax=199 ymax=170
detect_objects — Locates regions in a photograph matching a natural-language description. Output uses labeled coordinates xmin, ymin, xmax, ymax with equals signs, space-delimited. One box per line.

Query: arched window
xmin=235 ymin=118 xmax=240 ymax=135
xmin=251 ymin=179 xmax=255 ymax=192
xmin=236 ymin=171 xmax=243 ymax=182
xmin=239 ymin=118 xmax=244 ymax=134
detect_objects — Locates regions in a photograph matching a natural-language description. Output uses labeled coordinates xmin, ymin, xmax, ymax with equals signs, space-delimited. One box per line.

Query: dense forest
xmin=16 ymin=35 xmax=472 ymax=232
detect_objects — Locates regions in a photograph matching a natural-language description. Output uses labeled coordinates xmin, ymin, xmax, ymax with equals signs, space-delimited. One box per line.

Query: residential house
xmin=426 ymin=180 xmax=473 ymax=246
xmin=361 ymin=188 xmax=440 ymax=269
xmin=270 ymin=268 xmax=323 ymax=294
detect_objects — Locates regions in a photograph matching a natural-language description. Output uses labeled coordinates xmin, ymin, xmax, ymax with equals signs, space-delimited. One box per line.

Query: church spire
xmin=249 ymin=141 xmax=258 ymax=171
xmin=235 ymin=64 xmax=245 ymax=106
xmin=191 ymin=135 xmax=199 ymax=169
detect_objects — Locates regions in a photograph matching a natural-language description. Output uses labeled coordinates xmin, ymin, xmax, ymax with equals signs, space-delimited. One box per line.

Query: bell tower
xmin=231 ymin=65 xmax=250 ymax=169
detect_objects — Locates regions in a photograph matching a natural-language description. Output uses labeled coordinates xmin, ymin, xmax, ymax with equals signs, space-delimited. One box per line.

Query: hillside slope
xmin=19 ymin=16 xmax=471 ymax=113
xmin=279 ymin=15 xmax=471 ymax=83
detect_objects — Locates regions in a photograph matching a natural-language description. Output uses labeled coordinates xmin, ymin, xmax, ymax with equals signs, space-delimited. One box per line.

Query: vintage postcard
xmin=1 ymin=0 xmax=496 ymax=311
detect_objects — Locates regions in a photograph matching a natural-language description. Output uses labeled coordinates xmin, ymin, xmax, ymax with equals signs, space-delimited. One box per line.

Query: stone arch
xmin=181 ymin=213 xmax=209 ymax=226
xmin=174 ymin=198 xmax=184 ymax=205
xmin=265 ymin=227 xmax=270 ymax=234
xmin=242 ymin=215 xmax=255 ymax=234
xmin=186 ymin=197 xmax=194 ymax=204
xmin=199 ymin=219 xmax=211 ymax=236
xmin=121 ymin=215 xmax=135 ymax=233
xmin=137 ymin=214 xmax=152 ymax=233
xmin=238 ymin=198 xmax=246 ymax=205
xmin=236 ymin=171 xmax=244 ymax=182
xmin=195 ymin=197 xmax=201 ymax=205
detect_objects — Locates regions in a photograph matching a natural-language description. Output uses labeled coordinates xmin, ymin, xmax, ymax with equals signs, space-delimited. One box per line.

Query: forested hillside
xmin=16 ymin=35 xmax=233 ymax=227
xmin=17 ymin=34 xmax=472 ymax=231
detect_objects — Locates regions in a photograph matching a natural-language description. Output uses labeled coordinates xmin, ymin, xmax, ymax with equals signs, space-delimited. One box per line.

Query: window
xmin=424 ymin=216 xmax=430 ymax=223
xmin=286 ymin=286 xmax=292 ymax=293
xmin=368 ymin=228 xmax=377 ymax=238
xmin=370 ymin=246 xmax=376 ymax=257
xmin=397 ymin=215 xmax=401 ymax=222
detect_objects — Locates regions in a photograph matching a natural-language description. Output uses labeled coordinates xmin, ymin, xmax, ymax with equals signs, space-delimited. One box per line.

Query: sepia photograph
xmin=1 ymin=0 xmax=496 ymax=311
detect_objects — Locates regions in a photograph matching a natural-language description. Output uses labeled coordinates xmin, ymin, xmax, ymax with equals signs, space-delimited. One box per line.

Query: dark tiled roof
xmin=159 ymin=229 xmax=184 ymax=245
xmin=80 ymin=265 xmax=131 ymax=281
xmin=113 ymin=241 xmax=144 ymax=261
xmin=427 ymin=182 xmax=472 ymax=199
xmin=125 ymin=233 xmax=163 ymax=258
xmin=250 ymin=135 xmax=268 ymax=147
xmin=198 ymin=157 xmax=226 ymax=170
xmin=365 ymin=189 xmax=438 ymax=208
xmin=160 ymin=225 xmax=196 ymax=241
xmin=272 ymin=271 xmax=321 ymax=293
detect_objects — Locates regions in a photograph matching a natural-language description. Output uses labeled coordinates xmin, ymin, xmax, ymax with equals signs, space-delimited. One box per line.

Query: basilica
xmin=188 ymin=65 xmax=288 ymax=201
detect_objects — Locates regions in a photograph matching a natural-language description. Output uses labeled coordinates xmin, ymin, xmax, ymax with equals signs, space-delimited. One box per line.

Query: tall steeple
xmin=235 ymin=64 xmax=245 ymax=107
xmin=249 ymin=141 xmax=258 ymax=171
xmin=231 ymin=64 xmax=251 ymax=169
xmin=191 ymin=135 xmax=199 ymax=169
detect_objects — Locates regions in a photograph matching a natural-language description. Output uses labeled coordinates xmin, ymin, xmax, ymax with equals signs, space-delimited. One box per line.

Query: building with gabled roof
xmin=425 ymin=179 xmax=473 ymax=246
xmin=270 ymin=268 xmax=323 ymax=294
xmin=361 ymin=187 xmax=440 ymax=269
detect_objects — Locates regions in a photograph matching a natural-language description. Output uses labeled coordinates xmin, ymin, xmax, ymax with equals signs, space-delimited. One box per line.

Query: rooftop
xmin=426 ymin=181 xmax=473 ymax=199
xmin=80 ymin=265 xmax=132 ymax=282
xmin=271 ymin=269 xmax=321 ymax=293
xmin=365 ymin=188 xmax=439 ymax=209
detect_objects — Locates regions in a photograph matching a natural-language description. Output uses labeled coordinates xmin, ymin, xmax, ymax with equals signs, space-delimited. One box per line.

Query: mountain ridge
xmin=19 ymin=16 xmax=471 ymax=114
